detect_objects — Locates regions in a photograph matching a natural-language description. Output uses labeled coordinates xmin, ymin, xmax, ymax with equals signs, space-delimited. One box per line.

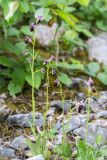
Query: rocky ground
xmin=1 ymin=80 xmax=107 ymax=160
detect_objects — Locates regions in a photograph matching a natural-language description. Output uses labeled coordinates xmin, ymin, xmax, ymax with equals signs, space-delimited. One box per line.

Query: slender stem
xmin=85 ymin=88 xmax=91 ymax=144
xmin=43 ymin=63 xmax=50 ymax=131
xmin=31 ymin=41 xmax=35 ymax=130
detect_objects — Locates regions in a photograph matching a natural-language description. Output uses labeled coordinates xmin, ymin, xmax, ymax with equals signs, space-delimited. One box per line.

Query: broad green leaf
xmin=11 ymin=67 xmax=26 ymax=86
xmin=84 ymin=62 xmax=100 ymax=76
xmin=7 ymin=27 xmax=20 ymax=36
xmin=58 ymin=72 xmax=71 ymax=86
xmin=56 ymin=62 xmax=84 ymax=70
xmin=19 ymin=0 xmax=29 ymax=13
xmin=15 ymin=42 xmax=27 ymax=55
xmin=0 ymin=56 xmax=13 ymax=67
xmin=63 ymin=30 xmax=78 ymax=41
xmin=97 ymin=72 xmax=107 ymax=85
xmin=26 ymin=71 xmax=42 ymax=89
xmin=8 ymin=81 xmax=23 ymax=96
xmin=0 ymin=40 xmax=15 ymax=53
xmin=5 ymin=0 xmax=19 ymax=21
xmin=54 ymin=9 xmax=79 ymax=27
xmin=21 ymin=25 xmax=33 ymax=36
xmin=77 ymin=0 xmax=90 ymax=6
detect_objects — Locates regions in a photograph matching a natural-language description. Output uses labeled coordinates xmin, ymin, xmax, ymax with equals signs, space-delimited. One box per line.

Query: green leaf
xmin=77 ymin=0 xmax=90 ymax=6
xmin=58 ymin=72 xmax=71 ymax=86
xmin=84 ymin=62 xmax=100 ymax=76
xmin=35 ymin=8 xmax=50 ymax=21
xmin=56 ymin=62 xmax=84 ymax=70
xmin=26 ymin=71 xmax=42 ymax=89
xmin=97 ymin=72 xmax=107 ymax=85
xmin=54 ymin=9 xmax=79 ymax=27
xmin=0 ymin=56 xmax=13 ymax=67
xmin=26 ymin=139 xmax=38 ymax=156
xmin=15 ymin=42 xmax=27 ymax=55
xmin=5 ymin=0 xmax=19 ymax=21
xmin=19 ymin=0 xmax=29 ymax=13
xmin=21 ymin=25 xmax=33 ymax=36
xmin=7 ymin=27 xmax=20 ymax=36
xmin=11 ymin=67 xmax=26 ymax=86
xmin=8 ymin=81 xmax=23 ymax=96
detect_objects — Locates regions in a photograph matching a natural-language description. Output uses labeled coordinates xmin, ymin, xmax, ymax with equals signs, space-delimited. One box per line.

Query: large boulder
xmin=87 ymin=32 xmax=107 ymax=65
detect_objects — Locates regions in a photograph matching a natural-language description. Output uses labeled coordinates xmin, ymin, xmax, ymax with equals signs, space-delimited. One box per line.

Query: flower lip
xmin=88 ymin=77 xmax=94 ymax=87
xmin=24 ymin=36 xmax=32 ymax=44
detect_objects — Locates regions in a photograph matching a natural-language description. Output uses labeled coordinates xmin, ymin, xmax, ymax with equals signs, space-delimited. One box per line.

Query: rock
xmin=71 ymin=78 xmax=88 ymax=91
xmin=95 ymin=111 xmax=107 ymax=119
xmin=11 ymin=135 xmax=27 ymax=150
xmin=26 ymin=155 xmax=44 ymax=160
xmin=0 ymin=93 xmax=7 ymax=99
xmin=87 ymin=32 xmax=107 ymax=65
xmin=89 ymin=98 xmax=101 ymax=112
xmin=0 ymin=95 xmax=10 ymax=122
xmin=36 ymin=23 xmax=64 ymax=46
xmin=57 ymin=114 xmax=94 ymax=133
xmin=73 ymin=123 xmax=107 ymax=145
xmin=96 ymin=91 xmax=107 ymax=106
xmin=46 ymin=108 xmax=55 ymax=116
xmin=50 ymin=100 xmax=73 ymax=113
xmin=0 ymin=146 xmax=15 ymax=158
xmin=7 ymin=112 xmax=44 ymax=128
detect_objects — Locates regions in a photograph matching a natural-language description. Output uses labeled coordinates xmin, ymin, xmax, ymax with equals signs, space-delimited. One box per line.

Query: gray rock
xmin=26 ymin=155 xmax=44 ymax=160
xmin=96 ymin=91 xmax=107 ymax=105
xmin=57 ymin=114 xmax=94 ymax=133
xmin=87 ymin=32 xmax=107 ymax=65
xmin=50 ymin=100 xmax=73 ymax=113
xmin=46 ymin=108 xmax=55 ymax=116
xmin=7 ymin=112 xmax=44 ymax=128
xmin=36 ymin=23 xmax=64 ymax=46
xmin=11 ymin=135 xmax=27 ymax=150
xmin=0 ymin=146 xmax=15 ymax=158
xmin=89 ymin=98 xmax=101 ymax=111
xmin=95 ymin=111 xmax=107 ymax=119
xmin=71 ymin=78 xmax=88 ymax=91
xmin=0 ymin=93 xmax=7 ymax=99
xmin=73 ymin=123 xmax=107 ymax=145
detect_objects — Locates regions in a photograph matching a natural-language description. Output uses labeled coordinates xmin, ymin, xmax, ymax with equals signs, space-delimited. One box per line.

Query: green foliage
xmin=58 ymin=72 xmax=71 ymax=87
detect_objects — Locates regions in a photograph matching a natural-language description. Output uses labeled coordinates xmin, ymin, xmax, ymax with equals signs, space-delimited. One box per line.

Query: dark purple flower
xmin=24 ymin=36 xmax=32 ymax=44
xmin=54 ymin=79 xmax=60 ymax=87
xmin=77 ymin=99 xmax=86 ymax=113
xmin=43 ymin=55 xmax=55 ymax=65
xmin=30 ymin=22 xmax=36 ymax=32
xmin=88 ymin=77 xmax=94 ymax=87
xmin=43 ymin=59 xmax=49 ymax=65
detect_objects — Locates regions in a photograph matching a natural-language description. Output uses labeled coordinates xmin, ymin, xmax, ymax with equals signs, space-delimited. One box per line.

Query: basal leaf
xmin=26 ymin=71 xmax=42 ymax=89
xmin=8 ymin=81 xmax=23 ymax=96
xmin=58 ymin=72 xmax=71 ymax=86
xmin=97 ymin=72 xmax=107 ymax=85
